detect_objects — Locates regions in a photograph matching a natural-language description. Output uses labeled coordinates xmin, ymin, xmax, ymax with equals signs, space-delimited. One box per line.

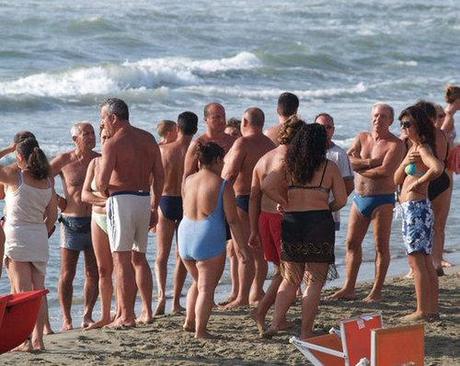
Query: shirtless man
xmin=315 ymin=113 xmax=355 ymax=230
xmin=51 ymin=122 xmax=99 ymax=330
xmin=222 ymin=107 xmax=275 ymax=308
xmin=155 ymin=111 xmax=198 ymax=316
xmin=249 ymin=115 xmax=305 ymax=334
xmin=329 ymin=103 xmax=405 ymax=302
xmin=183 ymin=103 xmax=236 ymax=178
xmin=97 ymin=98 xmax=164 ymax=327
xmin=264 ymin=92 xmax=299 ymax=146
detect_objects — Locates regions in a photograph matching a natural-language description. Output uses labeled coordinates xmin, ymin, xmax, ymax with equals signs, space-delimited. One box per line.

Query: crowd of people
xmin=0 ymin=85 xmax=459 ymax=350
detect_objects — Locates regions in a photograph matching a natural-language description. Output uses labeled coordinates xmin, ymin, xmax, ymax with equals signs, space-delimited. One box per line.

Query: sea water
xmin=0 ymin=0 xmax=459 ymax=328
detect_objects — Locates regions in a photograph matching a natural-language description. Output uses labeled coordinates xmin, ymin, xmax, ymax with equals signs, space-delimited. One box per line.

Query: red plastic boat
xmin=0 ymin=289 xmax=49 ymax=353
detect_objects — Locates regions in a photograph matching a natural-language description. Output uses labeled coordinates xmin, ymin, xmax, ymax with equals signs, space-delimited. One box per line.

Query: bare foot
xmin=81 ymin=316 xmax=95 ymax=329
xmin=12 ymin=340 xmax=33 ymax=352
xmin=105 ymin=318 xmax=136 ymax=329
xmin=218 ymin=295 xmax=237 ymax=307
xmin=172 ymin=304 xmax=185 ymax=315
xmin=250 ymin=308 xmax=265 ymax=336
xmin=136 ymin=314 xmax=154 ymax=325
xmin=262 ymin=327 xmax=278 ymax=339
xmin=326 ymin=289 xmax=357 ymax=301
xmin=182 ymin=322 xmax=195 ymax=332
xmin=401 ymin=312 xmax=426 ymax=322
xmin=223 ymin=299 xmax=249 ymax=309
xmin=32 ymin=339 xmax=45 ymax=351
xmin=404 ymin=269 xmax=414 ymax=279
xmin=300 ymin=332 xmax=316 ymax=341
xmin=44 ymin=325 xmax=55 ymax=335
xmin=61 ymin=320 xmax=73 ymax=332
xmin=363 ymin=293 xmax=382 ymax=303
xmin=195 ymin=331 xmax=217 ymax=339
xmin=154 ymin=298 xmax=166 ymax=317
xmin=435 ymin=267 xmax=445 ymax=277
xmin=278 ymin=319 xmax=294 ymax=331
xmin=441 ymin=260 xmax=453 ymax=268
xmin=85 ymin=318 xmax=112 ymax=330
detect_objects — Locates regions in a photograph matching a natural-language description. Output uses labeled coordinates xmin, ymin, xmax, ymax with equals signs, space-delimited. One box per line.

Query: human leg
xmin=364 ymin=204 xmax=393 ymax=302
xmin=251 ymin=246 xmax=268 ymax=305
xmin=58 ymin=248 xmax=79 ymax=331
xmin=181 ymin=258 xmax=198 ymax=331
xmin=219 ymin=240 xmax=239 ymax=306
xmin=328 ymin=204 xmax=370 ymax=300
xmin=131 ymin=251 xmax=153 ymax=324
xmin=86 ymin=220 xmax=113 ymax=329
xmin=83 ymin=246 xmax=99 ymax=327
xmin=300 ymin=263 xmax=328 ymax=339
xmin=31 ymin=267 xmax=46 ymax=350
xmin=154 ymin=210 xmax=175 ymax=316
xmin=431 ymin=184 xmax=452 ymax=272
xmin=110 ymin=251 xmax=136 ymax=327
xmin=264 ymin=262 xmax=303 ymax=337
xmin=195 ymin=253 xmax=226 ymax=338
xmin=424 ymin=254 xmax=439 ymax=316
xmin=172 ymin=244 xmax=187 ymax=314
xmin=402 ymin=253 xmax=431 ymax=320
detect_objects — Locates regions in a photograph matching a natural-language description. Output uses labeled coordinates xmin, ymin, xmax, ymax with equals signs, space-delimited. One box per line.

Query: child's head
xmin=225 ymin=117 xmax=242 ymax=137
xmin=445 ymin=85 xmax=460 ymax=104
xmin=157 ymin=120 xmax=178 ymax=143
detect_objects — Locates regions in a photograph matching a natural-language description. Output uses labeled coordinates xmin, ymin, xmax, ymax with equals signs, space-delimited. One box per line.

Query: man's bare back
xmin=160 ymin=140 xmax=190 ymax=196
xmin=225 ymin=134 xmax=275 ymax=195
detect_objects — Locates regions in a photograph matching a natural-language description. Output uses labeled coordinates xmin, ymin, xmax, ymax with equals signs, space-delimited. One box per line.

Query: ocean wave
xmin=0 ymin=52 xmax=261 ymax=98
xmin=182 ymin=82 xmax=367 ymax=100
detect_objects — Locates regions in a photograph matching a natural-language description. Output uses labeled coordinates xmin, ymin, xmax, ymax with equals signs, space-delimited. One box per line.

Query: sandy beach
xmin=1 ymin=268 xmax=458 ymax=365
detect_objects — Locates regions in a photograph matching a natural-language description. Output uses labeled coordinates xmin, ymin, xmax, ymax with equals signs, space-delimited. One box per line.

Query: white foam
xmin=182 ymin=82 xmax=367 ymax=100
xmin=0 ymin=52 xmax=261 ymax=98
xmin=396 ymin=60 xmax=418 ymax=66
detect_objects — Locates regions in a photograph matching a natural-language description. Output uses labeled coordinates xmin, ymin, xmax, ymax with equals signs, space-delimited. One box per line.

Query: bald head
xmin=244 ymin=107 xmax=265 ymax=128
xmin=204 ymin=103 xmax=225 ymax=119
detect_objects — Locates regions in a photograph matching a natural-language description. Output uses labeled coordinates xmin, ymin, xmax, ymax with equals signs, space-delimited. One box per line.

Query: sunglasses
xmin=400 ymin=121 xmax=412 ymax=129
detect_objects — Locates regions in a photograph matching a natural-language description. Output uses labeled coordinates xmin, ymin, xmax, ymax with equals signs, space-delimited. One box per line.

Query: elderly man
xmin=264 ymin=92 xmax=299 ymax=146
xmin=329 ymin=103 xmax=405 ymax=302
xmin=314 ymin=113 xmax=355 ymax=230
xmin=222 ymin=107 xmax=275 ymax=308
xmin=97 ymin=98 xmax=164 ymax=328
xmin=51 ymin=122 xmax=99 ymax=330
xmin=155 ymin=111 xmax=198 ymax=316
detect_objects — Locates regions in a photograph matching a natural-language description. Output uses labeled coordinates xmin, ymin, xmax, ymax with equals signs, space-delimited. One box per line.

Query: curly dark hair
xmin=277 ymin=115 xmax=306 ymax=145
xmin=399 ymin=105 xmax=436 ymax=156
xmin=286 ymin=123 xmax=327 ymax=185
xmin=195 ymin=141 xmax=225 ymax=166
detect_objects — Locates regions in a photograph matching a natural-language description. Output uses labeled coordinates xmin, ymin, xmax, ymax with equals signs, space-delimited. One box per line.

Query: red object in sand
xmin=0 ymin=289 xmax=48 ymax=353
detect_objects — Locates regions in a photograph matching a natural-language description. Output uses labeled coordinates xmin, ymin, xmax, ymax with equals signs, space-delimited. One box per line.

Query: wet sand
xmin=2 ymin=268 xmax=459 ymax=365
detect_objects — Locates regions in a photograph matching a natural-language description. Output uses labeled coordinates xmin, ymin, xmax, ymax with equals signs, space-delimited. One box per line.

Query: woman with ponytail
xmin=0 ymin=136 xmax=57 ymax=351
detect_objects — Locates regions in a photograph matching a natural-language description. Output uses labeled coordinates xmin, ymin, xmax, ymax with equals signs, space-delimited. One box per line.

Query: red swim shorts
xmin=258 ymin=211 xmax=282 ymax=265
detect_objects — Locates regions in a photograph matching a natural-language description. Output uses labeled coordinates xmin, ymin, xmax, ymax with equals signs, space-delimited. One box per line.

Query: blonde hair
xmin=156 ymin=120 xmax=177 ymax=138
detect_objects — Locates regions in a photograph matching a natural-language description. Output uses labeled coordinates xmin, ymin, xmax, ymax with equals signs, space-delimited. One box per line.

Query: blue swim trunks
xmin=401 ymin=199 xmax=433 ymax=255
xmin=353 ymin=193 xmax=396 ymax=218
xmin=59 ymin=215 xmax=92 ymax=251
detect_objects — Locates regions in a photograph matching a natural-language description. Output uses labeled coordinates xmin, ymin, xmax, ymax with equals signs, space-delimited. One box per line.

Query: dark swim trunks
xmin=159 ymin=195 xmax=183 ymax=222
xmin=236 ymin=194 xmax=250 ymax=213
xmin=59 ymin=214 xmax=92 ymax=251
xmin=428 ymin=171 xmax=450 ymax=201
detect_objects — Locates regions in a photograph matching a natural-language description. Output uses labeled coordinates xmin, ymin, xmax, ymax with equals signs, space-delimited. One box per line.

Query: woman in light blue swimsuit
xmin=178 ymin=142 xmax=248 ymax=339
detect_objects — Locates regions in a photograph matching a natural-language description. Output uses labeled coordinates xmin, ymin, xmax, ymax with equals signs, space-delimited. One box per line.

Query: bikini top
xmin=288 ymin=161 xmax=330 ymax=194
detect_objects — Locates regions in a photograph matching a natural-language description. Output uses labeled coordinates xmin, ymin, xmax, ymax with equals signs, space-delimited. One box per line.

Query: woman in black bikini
xmin=261 ymin=123 xmax=347 ymax=340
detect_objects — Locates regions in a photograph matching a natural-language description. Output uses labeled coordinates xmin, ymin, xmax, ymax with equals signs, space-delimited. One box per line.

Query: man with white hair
xmin=51 ymin=122 xmax=99 ymax=331
xmin=329 ymin=103 xmax=405 ymax=302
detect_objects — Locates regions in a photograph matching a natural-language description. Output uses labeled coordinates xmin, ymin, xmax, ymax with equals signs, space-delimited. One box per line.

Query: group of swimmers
xmin=0 ymin=85 xmax=459 ymax=350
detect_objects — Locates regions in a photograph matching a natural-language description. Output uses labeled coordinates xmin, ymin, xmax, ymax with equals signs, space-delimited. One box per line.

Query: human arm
xmin=260 ymin=168 xmax=288 ymax=207
xmin=149 ymin=142 xmax=165 ymax=229
xmin=0 ymin=228 xmax=3 ymax=278
xmin=329 ymin=162 xmax=347 ymax=211
xmin=222 ymin=139 xmax=245 ymax=183
xmin=358 ymin=142 xmax=405 ymax=179
xmin=183 ymin=140 xmax=199 ymax=180
xmin=95 ymin=139 xmax=116 ymax=197
xmin=406 ymin=145 xmax=443 ymax=192
xmin=44 ymin=188 xmax=58 ymax=236
xmin=223 ymin=183 xmax=249 ymax=262
xmin=441 ymin=101 xmax=459 ymax=135
xmin=81 ymin=159 xmax=106 ymax=207
xmin=248 ymin=165 xmax=262 ymax=248
xmin=347 ymin=134 xmax=382 ymax=171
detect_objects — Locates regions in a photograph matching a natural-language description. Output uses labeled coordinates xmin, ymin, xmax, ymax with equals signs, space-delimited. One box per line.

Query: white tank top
xmin=4 ymin=171 xmax=52 ymax=263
